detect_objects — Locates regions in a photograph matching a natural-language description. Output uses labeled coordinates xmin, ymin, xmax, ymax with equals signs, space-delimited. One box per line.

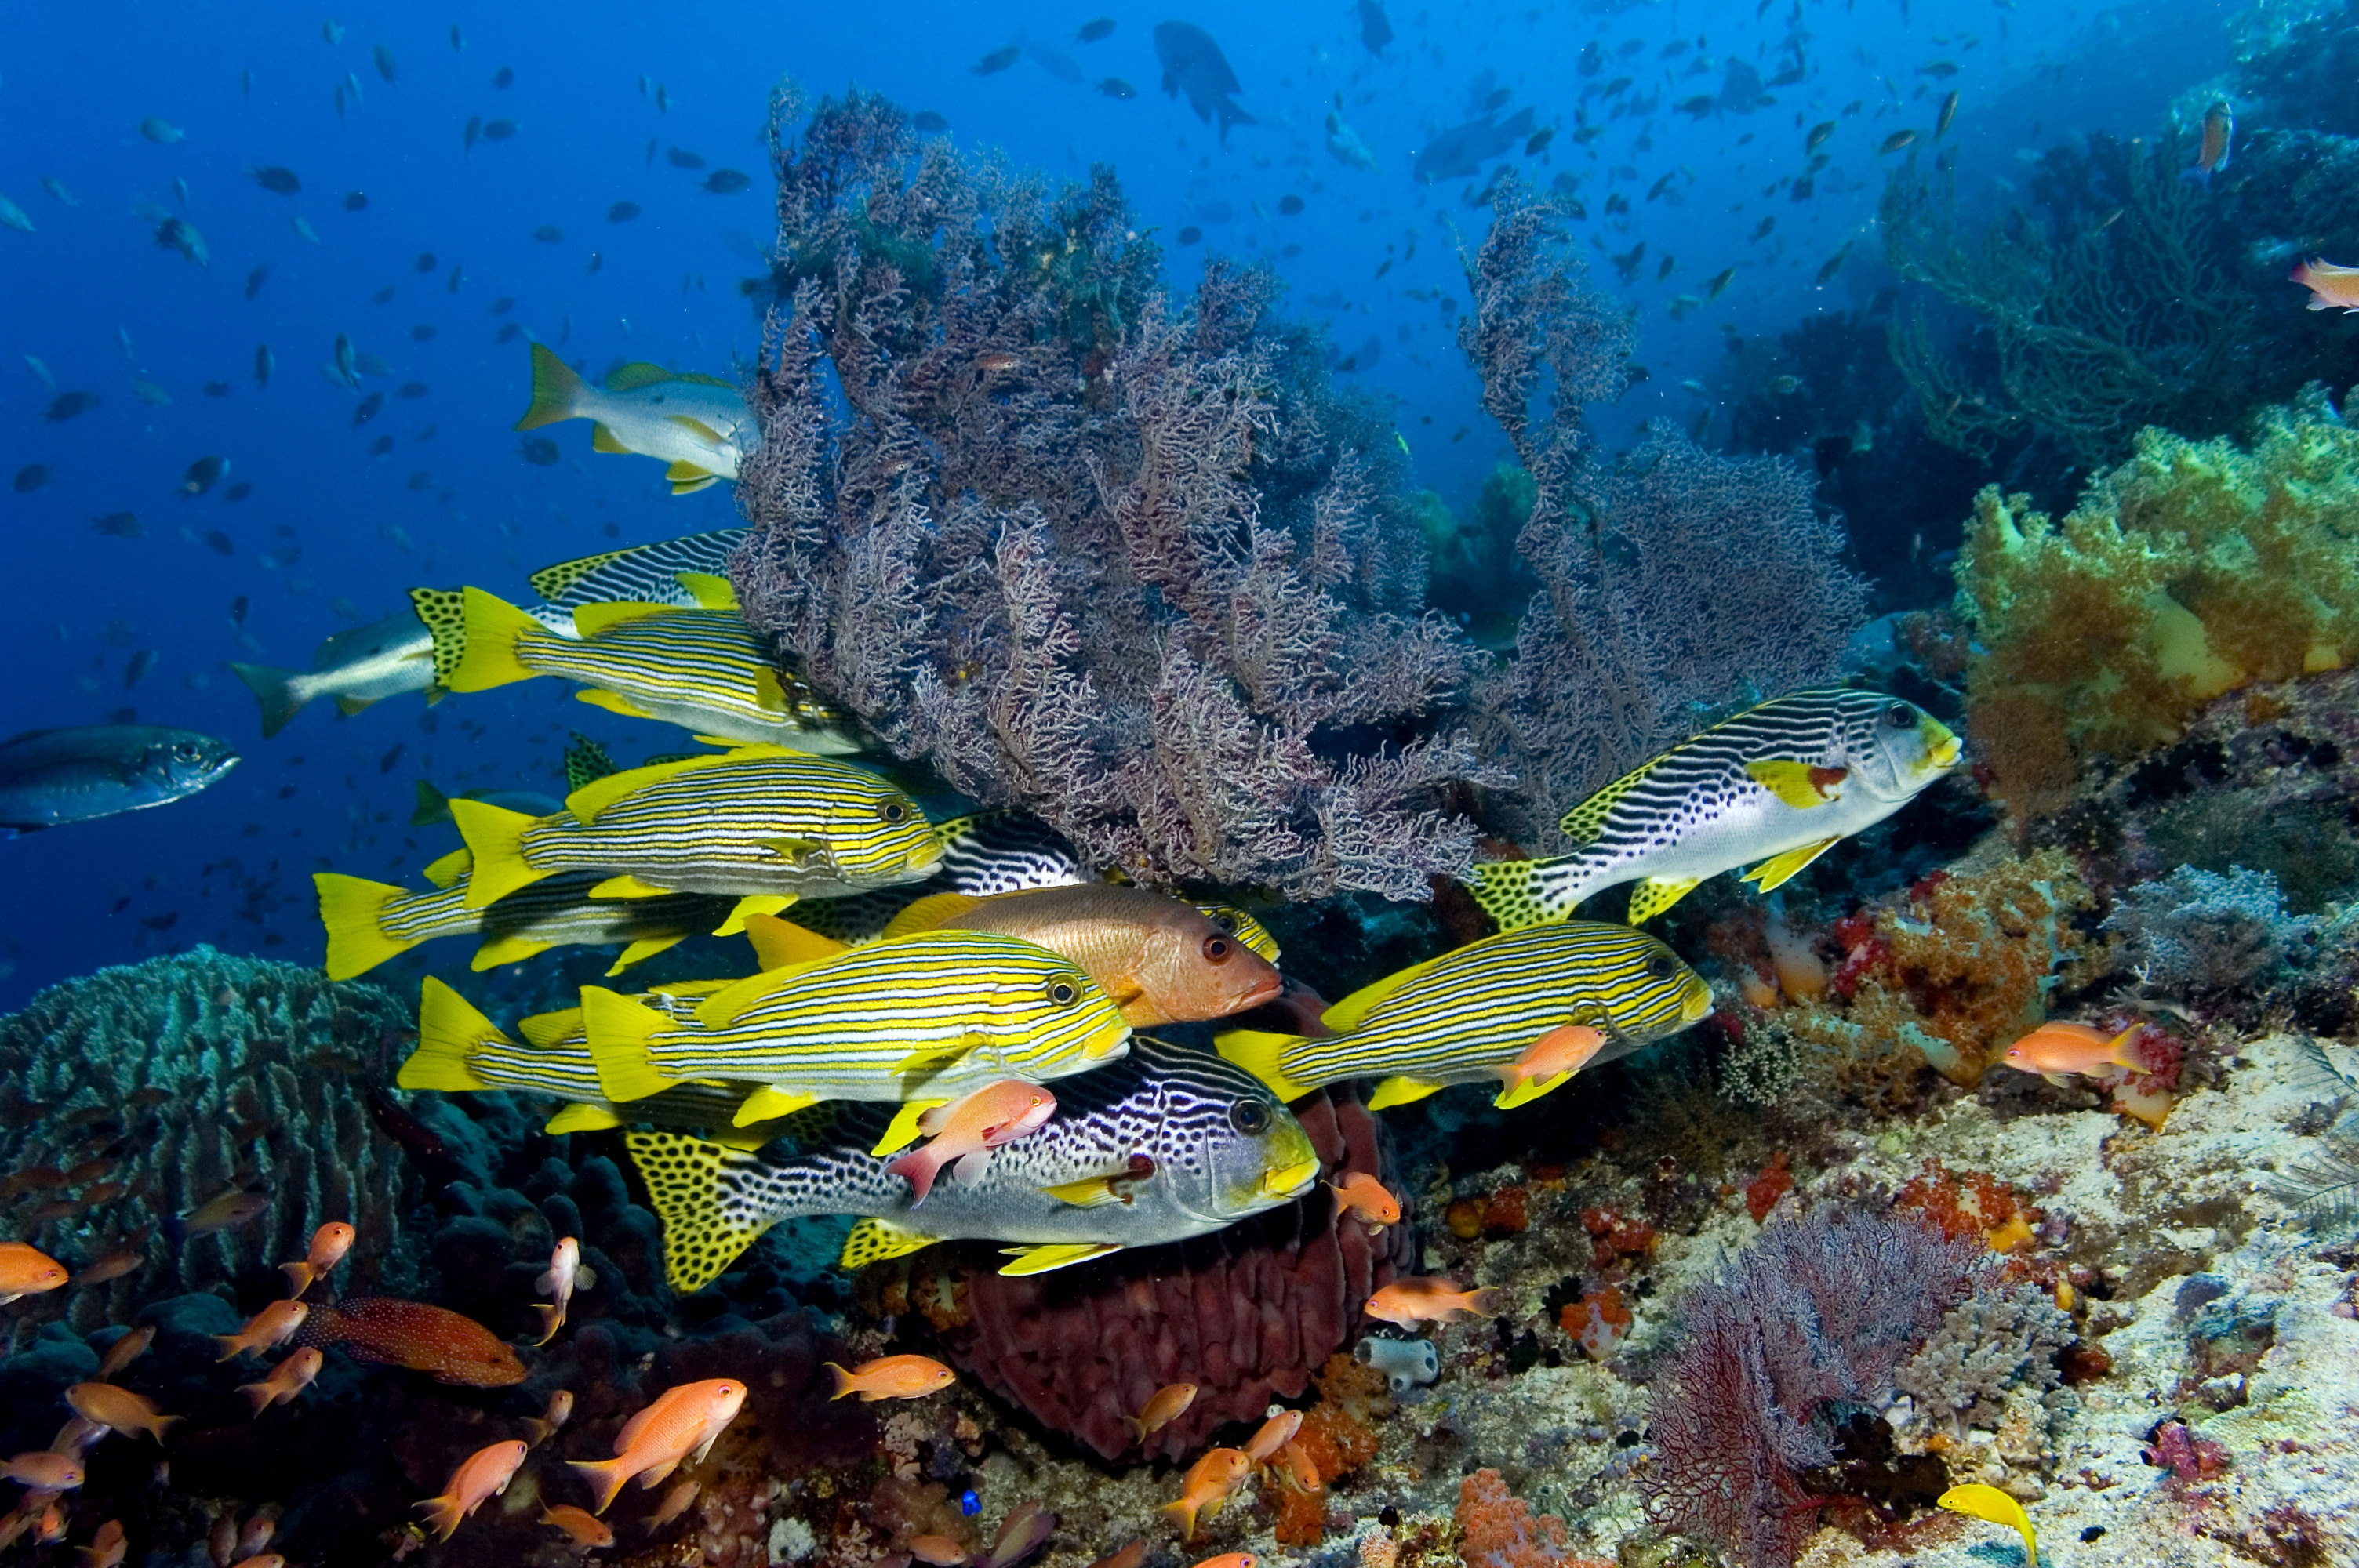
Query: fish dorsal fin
xmin=692 ymin=957 xmax=831 ymax=1029
xmin=529 ymin=546 xmax=634 ymax=604
xmin=1626 ymin=875 xmax=1702 ymax=924
xmin=1558 ymin=755 xmax=1663 ymax=844
xmin=675 ymin=572 xmax=736 ymax=610
xmin=624 ymin=1131 xmax=779 ymax=1294
xmin=671 ymin=371 xmax=740 ymax=390
xmin=1739 ymin=837 xmax=1841 ymax=894
xmin=421 ymin=846 xmax=473 ymax=887
xmin=605 ymin=362 xmax=674 ymax=391
xmin=1323 ymin=951 xmax=1453 ymax=1033
xmin=841 ymin=1218 xmax=939 ymax=1272
xmin=563 ymin=750 xmax=743 ymax=824
xmin=867 ymin=1098 xmax=945 ymax=1158
xmin=569 ymin=600 xmax=682 ymax=637
xmin=743 ymin=913 xmax=848 ymax=971
xmin=591 ymin=423 xmax=632 ymax=454
xmin=997 ymin=1241 xmax=1121 ymax=1276
xmin=666 ymin=414 xmax=725 ymax=444
xmin=519 ymin=1007 xmax=583 ymax=1048
xmin=405 ymin=586 xmax=469 ymax=686
xmin=545 ymin=1104 xmax=621 ymax=1135
xmin=882 ymin=891 xmax=987 ymax=938
xmin=1743 ymin=759 xmax=1848 ymax=811
xmin=562 ymin=732 xmax=617 ymax=793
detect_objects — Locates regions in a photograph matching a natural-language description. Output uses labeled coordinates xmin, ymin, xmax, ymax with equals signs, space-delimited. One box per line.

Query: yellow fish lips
xmin=1924 ymin=717 xmax=1965 ymax=771
xmin=1678 ymin=974 xmax=1715 ymax=1024
xmin=1263 ymin=1156 xmax=1320 ymax=1200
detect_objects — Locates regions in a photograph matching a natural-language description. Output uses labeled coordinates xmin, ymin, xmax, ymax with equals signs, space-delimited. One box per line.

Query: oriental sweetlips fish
xmin=1463 ymin=688 xmax=1962 ymax=930
xmin=514 ymin=343 xmax=751 ymax=495
xmin=626 ymin=1036 xmax=1319 ymax=1290
xmin=449 ymin=744 xmax=943 ymax=915
xmin=0 ymin=725 xmax=238 ymax=834
xmin=584 ymin=929 xmax=1135 ymax=1121
xmin=1217 ymin=920 xmax=1711 ymax=1110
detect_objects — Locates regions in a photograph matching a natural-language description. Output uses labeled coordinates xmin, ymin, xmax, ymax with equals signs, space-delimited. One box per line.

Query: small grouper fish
xmin=449 ymin=744 xmax=943 ymax=915
xmin=625 ymin=1036 xmax=1321 ymax=1291
xmin=514 ymin=343 xmax=752 ymax=495
xmin=584 ymin=929 xmax=1135 ymax=1123
xmin=1464 ymin=688 xmax=1963 ymax=930
xmin=0 ymin=725 xmax=238 ymax=833
xmin=314 ymin=868 xmax=735 ymax=980
xmin=430 ymin=586 xmax=865 ymax=753
xmin=1218 ymin=920 xmax=1713 ymax=1110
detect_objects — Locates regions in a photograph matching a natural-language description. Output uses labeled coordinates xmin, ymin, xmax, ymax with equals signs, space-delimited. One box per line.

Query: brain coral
xmin=0 ymin=946 xmax=419 ymax=1329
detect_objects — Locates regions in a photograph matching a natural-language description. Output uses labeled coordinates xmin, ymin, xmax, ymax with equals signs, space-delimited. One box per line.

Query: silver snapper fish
xmin=234 ymin=601 xmax=583 ymax=738
xmin=514 ymin=343 xmax=751 ymax=495
xmin=0 ymin=725 xmax=237 ymax=834
xmin=1465 ymin=688 xmax=1963 ymax=930
xmin=627 ymin=1036 xmax=1320 ymax=1291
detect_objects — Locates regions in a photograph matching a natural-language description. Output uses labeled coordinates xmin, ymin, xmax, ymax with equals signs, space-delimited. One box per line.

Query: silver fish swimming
xmin=514 ymin=343 xmax=752 ymax=495
xmin=626 ymin=1036 xmax=1321 ymax=1291
xmin=230 ymin=614 xmax=440 ymax=737
xmin=1463 ymin=688 xmax=1962 ymax=930
xmin=0 ymin=725 xmax=238 ymax=834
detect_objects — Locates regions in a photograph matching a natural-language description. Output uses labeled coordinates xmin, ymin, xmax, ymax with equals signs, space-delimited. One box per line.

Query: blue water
xmin=0 ymin=0 xmax=2232 ymax=1008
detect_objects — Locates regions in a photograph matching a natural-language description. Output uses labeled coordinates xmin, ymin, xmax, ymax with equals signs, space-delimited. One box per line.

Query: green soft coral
xmin=1954 ymin=383 xmax=2359 ymax=815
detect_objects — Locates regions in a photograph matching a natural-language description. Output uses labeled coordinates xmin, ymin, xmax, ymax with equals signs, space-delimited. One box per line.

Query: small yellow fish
xmin=1937 ymin=1483 xmax=2037 ymax=1565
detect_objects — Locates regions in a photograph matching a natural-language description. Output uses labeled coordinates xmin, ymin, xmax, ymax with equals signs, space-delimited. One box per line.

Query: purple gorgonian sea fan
xmin=729 ymin=83 xmax=1495 ymax=901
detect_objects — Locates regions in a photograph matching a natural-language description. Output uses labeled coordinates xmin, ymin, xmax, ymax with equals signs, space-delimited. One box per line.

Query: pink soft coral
xmin=1456 ymin=1470 xmax=1612 ymax=1568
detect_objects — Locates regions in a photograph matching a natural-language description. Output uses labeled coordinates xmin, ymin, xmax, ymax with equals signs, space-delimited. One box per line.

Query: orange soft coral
xmin=1456 ymin=1470 xmax=1612 ymax=1568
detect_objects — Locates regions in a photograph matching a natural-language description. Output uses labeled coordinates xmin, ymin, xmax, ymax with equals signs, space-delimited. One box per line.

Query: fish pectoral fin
xmin=1626 ymin=875 xmax=1702 ymax=924
xmin=1739 ymin=837 xmax=1841 ymax=894
xmin=732 ymin=1084 xmax=819 ymax=1127
xmin=761 ymin=837 xmax=819 ymax=863
xmin=712 ymin=894 xmax=795 ymax=938
xmin=590 ymin=422 xmax=633 ymax=454
xmin=997 ymin=1241 xmax=1121 ymax=1276
xmin=665 ymin=415 xmax=726 ymax=443
xmin=840 ymin=1218 xmax=939 ymax=1271
xmin=674 ymin=571 xmax=737 ymax=610
xmin=869 ymin=1098 xmax=947 ymax=1158
xmin=1365 ymin=1075 xmax=1448 ymax=1111
xmin=590 ymin=874 xmax=675 ymax=900
xmin=670 ymin=474 xmax=721 ymax=496
xmin=606 ymin=933 xmax=688 ymax=975
xmin=893 ymin=1035 xmax=983 ymax=1074
xmin=1743 ymin=758 xmax=1848 ymax=810
xmin=544 ymin=1103 xmax=622 ymax=1135
xmin=1039 ymin=1174 xmax=1129 ymax=1208
xmin=575 ymin=688 xmax=656 ymax=719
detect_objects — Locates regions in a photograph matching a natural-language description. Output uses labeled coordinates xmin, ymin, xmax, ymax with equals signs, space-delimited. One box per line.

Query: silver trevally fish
xmin=627 ymin=1036 xmax=1321 ymax=1292
xmin=1464 ymin=688 xmax=1963 ymax=930
xmin=0 ymin=725 xmax=238 ymax=834
xmin=514 ymin=343 xmax=751 ymax=495
xmin=231 ymin=613 xmax=440 ymax=738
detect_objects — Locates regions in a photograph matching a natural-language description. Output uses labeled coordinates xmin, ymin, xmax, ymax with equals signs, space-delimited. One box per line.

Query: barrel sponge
xmin=0 ymin=946 xmax=420 ymax=1329
xmin=1954 ymin=383 xmax=2359 ymax=818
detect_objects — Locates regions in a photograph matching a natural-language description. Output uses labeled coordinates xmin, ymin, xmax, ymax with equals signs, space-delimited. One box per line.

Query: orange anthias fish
xmin=570 ymin=1377 xmax=747 ymax=1515
xmin=239 ymin=1346 xmax=324 ymax=1414
xmin=214 ymin=1301 xmax=310 ymax=1362
xmin=541 ymin=1504 xmax=614 ymax=1548
xmin=293 ymin=1298 xmax=525 ymax=1386
xmin=1326 ymin=1172 xmax=1401 ymax=1225
xmin=825 ymin=1354 xmax=956 ymax=1402
xmin=80 ymin=1518 xmax=126 ymax=1568
xmin=416 ymin=1439 xmax=529 ymax=1542
xmin=533 ymin=1236 xmax=594 ymax=1347
xmin=1125 ymin=1382 xmax=1198 ymax=1445
xmin=1190 ymin=1555 xmax=1257 ymax=1568
xmin=174 ymin=1189 xmax=270 ymax=1241
xmin=2291 ymin=257 xmax=2359 ymax=314
xmin=0 ymin=1451 xmax=82 ymax=1490
xmin=1275 ymin=1439 xmax=1321 ymax=1494
xmin=2183 ymin=100 xmax=2233 ymax=187
xmin=525 ymin=1388 xmax=575 ymax=1446
xmin=2001 ymin=1021 xmax=2143 ymax=1082
xmin=1365 ymin=1276 xmax=1507 ymax=1327
xmin=886 ymin=1081 xmax=1058 ymax=1205
xmin=1493 ymin=1023 xmax=1610 ymax=1108
xmin=95 ymin=1327 xmax=154 ymax=1381
xmin=63 ymin=1385 xmax=176 ymax=1444
xmin=1243 ymin=1409 xmax=1302 ymax=1464
xmin=908 ymin=1534 xmax=969 ymax=1566
xmin=0 ymin=1243 xmax=67 ymax=1304
xmin=281 ymin=1221 xmax=354 ymax=1298
xmin=1160 ymin=1448 xmax=1250 ymax=1544
xmin=1086 ymin=1543 xmax=1147 ymax=1568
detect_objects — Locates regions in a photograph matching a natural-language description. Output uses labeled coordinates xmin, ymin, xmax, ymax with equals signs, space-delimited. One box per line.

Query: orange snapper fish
xmin=2000 ymin=1021 xmax=2144 ymax=1083
xmin=825 ymin=1355 xmax=956 ymax=1402
xmin=1365 ymin=1276 xmax=1507 ymax=1327
xmin=1125 ymin=1382 xmax=1197 ymax=1445
xmin=1325 ymin=1172 xmax=1400 ymax=1225
xmin=280 ymin=1221 xmax=354 ymax=1298
xmin=62 ymin=1385 xmax=176 ymax=1444
xmin=570 ymin=1377 xmax=747 ymax=1514
xmin=885 ymin=1080 xmax=1058 ymax=1205
xmin=239 ymin=1346 xmax=324 ymax=1414
xmin=293 ymin=1297 xmax=525 ymax=1386
xmin=1087 ymin=1544 xmax=1148 ymax=1568
xmin=533 ymin=1236 xmax=594 ymax=1346
xmin=0 ymin=1243 xmax=67 ymax=1304
xmin=416 ymin=1439 xmax=529 ymax=1541
xmin=2183 ymin=101 xmax=2232 ymax=187
xmin=1160 ymin=1447 xmax=1251 ymax=1543
xmin=2291 ymin=257 xmax=2359 ymax=313
xmin=215 ymin=1301 xmax=309 ymax=1362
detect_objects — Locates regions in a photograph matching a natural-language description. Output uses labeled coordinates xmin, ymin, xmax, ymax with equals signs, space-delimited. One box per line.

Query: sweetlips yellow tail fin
xmin=449 ymin=799 xmax=548 ymax=909
xmin=409 ymin=779 xmax=453 ymax=826
xmin=314 ymin=873 xmax=420 ymax=980
xmin=624 ymin=1131 xmax=786 ymax=1292
xmin=420 ymin=847 xmax=472 ymax=887
xmin=1463 ymin=857 xmax=1571 ymax=932
xmin=448 ymin=586 xmax=547 ymax=693
xmin=1212 ymin=1029 xmax=1316 ymax=1102
xmin=580 ymin=985 xmax=677 ymax=1102
xmin=517 ymin=342 xmax=586 ymax=430
xmin=398 ymin=977 xmax=499 ymax=1091
xmin=229 ymin=662 xmax=309 ymax=739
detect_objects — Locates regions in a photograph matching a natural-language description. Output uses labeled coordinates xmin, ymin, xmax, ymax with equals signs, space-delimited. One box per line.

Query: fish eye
xmin=1883 ymin=702 xmax=1919 ymax=729
xmin=1644 ymin=952 xmax=1680 ymax=980
xmin=879 ymin=801 xmax=908 ymax=823
xmin=1229 ymin=1100 xmax=1271 ymax=1134
xmin=1047 ymin=980 xmax=1078 ymax=1006
xmin=1201 ymin=935 xmax=1232 ymax=963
